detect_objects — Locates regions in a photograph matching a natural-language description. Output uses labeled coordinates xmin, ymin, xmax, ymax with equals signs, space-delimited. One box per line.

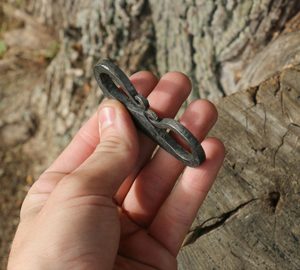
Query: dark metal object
xmin=93 ymin=59 xmax=206 ymax=167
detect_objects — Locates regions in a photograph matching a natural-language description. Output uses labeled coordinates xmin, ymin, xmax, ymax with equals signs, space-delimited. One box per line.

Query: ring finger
xmin=122 ymin=100 xmax=218 ymax=226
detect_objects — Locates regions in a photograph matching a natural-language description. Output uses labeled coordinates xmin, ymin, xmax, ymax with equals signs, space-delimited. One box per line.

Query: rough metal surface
xmin=94 ymin=59 xmax=206 ymax=167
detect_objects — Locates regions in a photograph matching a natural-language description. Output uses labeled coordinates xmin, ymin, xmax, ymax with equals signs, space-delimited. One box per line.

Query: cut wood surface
xmin=178 ymin=66 xmax=300 ymax=269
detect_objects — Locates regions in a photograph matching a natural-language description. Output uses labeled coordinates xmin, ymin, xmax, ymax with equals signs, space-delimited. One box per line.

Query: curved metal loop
xmin=134 ymin=94 xmax=149 ymax=110
xmin=93 ymin=59 xmax=206 ymax=167
xmin=148 ymin=117 xmax=206 ymax=167
xmin=94 ymin=59 xmax=148 ymax=109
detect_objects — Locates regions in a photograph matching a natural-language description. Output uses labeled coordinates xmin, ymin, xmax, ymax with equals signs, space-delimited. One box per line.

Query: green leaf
xmin=0 ymin=40 xmax=7 ymax=57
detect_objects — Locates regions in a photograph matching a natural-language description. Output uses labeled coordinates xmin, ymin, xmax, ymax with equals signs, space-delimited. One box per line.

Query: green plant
xmin=0 ymin=40 xmax=7 ymax=57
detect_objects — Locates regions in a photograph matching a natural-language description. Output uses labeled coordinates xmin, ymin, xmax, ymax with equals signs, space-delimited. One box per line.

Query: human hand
xmin=8 ymin=71 xmax=225 ymax=270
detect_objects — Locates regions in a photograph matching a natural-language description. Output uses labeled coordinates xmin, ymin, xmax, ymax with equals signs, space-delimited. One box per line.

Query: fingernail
xmin=99 ymin=107 xmax=116 ymax=132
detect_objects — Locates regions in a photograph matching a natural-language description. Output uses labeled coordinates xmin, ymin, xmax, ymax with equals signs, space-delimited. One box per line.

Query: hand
xmin=8 ymin=71 xmax=225 ymax=270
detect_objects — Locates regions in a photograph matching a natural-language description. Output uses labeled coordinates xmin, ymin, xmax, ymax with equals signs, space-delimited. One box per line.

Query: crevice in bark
xmin=136 ymin=0 xmax=158 ymax=73
xmin=274 ymin=1 xmax=300 ymax=37
xmin=188 ymin=32 xmax=199 ymax=99
xmin=273 ymin=125 xmax=290 ymax=167
xmin=184 ymin=199 xmax=257 ymax=246
xmin=207 ymin=2 xmax=217 ymax=27
xmin=291 ymin=122 xmax=300 ymax=128
xmin=248 ymin=86 xmax=259 ymax=106
xmin=214 ymin=60 xmax=226 ymax=97
xmin=268 ymin=191 xmax=280 ymax=213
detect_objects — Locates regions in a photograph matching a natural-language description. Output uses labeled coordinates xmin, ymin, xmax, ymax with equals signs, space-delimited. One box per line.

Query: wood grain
xmin=178 ymin=66 xmax=300 ymax=269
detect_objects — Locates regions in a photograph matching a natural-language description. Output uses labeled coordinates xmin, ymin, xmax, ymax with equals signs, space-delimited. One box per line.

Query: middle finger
xmin=115 ymin=72 xmax=191 ymax=204
xmin=122 ymin=100 xmax=218 ymax=226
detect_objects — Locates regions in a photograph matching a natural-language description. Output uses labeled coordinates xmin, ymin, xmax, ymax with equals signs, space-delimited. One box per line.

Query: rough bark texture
xmin=150 ymin=0 xmax=300 ymax=100
xmin=1 ymin=0 xmax=300 ymax=269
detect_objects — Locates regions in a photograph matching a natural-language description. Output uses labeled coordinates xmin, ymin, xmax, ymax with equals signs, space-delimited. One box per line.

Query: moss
xmin=44 ymin=41 xmax=60 ymax=61
xmin=0 ymin=40 xmax=7 ymax=58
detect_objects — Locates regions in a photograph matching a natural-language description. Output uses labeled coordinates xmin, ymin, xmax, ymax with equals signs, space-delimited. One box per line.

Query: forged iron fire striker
xmin=93 ymin=59 xmax=206 ymax=167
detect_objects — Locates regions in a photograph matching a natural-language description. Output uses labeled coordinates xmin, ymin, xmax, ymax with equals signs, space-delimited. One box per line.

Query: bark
xmin=1 ymin=0 xmax=300 ymax=269
xmin=8 ymin=0 xmax=300 ymax=101
xmin=150 ymin=0 xmax=300 ymax=100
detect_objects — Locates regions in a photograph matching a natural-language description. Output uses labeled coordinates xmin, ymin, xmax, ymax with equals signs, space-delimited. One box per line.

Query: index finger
xmin=20 ymin=71 xmax=158 ymax=220
xmin=47 ymin=71 xmax=158 ymax=175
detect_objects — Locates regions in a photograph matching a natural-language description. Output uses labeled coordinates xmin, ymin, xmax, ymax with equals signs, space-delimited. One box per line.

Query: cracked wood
xmin=178 ymin=66 xmax=300 ymax=270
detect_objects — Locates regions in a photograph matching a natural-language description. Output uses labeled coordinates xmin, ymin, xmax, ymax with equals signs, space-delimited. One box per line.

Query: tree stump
xmin=178 ymin=66 xmax=300 ymax=269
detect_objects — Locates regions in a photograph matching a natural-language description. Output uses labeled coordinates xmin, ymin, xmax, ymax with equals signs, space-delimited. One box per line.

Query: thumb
xmin=56 ymin=99 xmax=139 ymax=199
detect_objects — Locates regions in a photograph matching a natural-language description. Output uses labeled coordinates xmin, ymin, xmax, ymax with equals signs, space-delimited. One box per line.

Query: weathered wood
xmin=178 ymin=66 xmax=300 ymax=269
xmin=237 ymin=32 xmax=300 ymax=92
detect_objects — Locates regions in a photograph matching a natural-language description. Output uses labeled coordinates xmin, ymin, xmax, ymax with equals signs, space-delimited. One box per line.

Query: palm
xmin=115 ymin=215 xmax=176 ymax=269
xmin=108 ymin=70 xmax=224 ymax=269
xmin=111 ymin=104 xmax=223 ymax=270
xmin=13 ymin=71 xmax=224 ymax=270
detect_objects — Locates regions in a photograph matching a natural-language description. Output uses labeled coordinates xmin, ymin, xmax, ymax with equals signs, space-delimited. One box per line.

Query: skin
xmin=8 ymin=71 xmax=225 ymax=270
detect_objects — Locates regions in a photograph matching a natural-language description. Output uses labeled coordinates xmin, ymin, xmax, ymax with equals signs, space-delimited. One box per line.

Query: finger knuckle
xmin=98 ymin=135 xmax=134 ymax=157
